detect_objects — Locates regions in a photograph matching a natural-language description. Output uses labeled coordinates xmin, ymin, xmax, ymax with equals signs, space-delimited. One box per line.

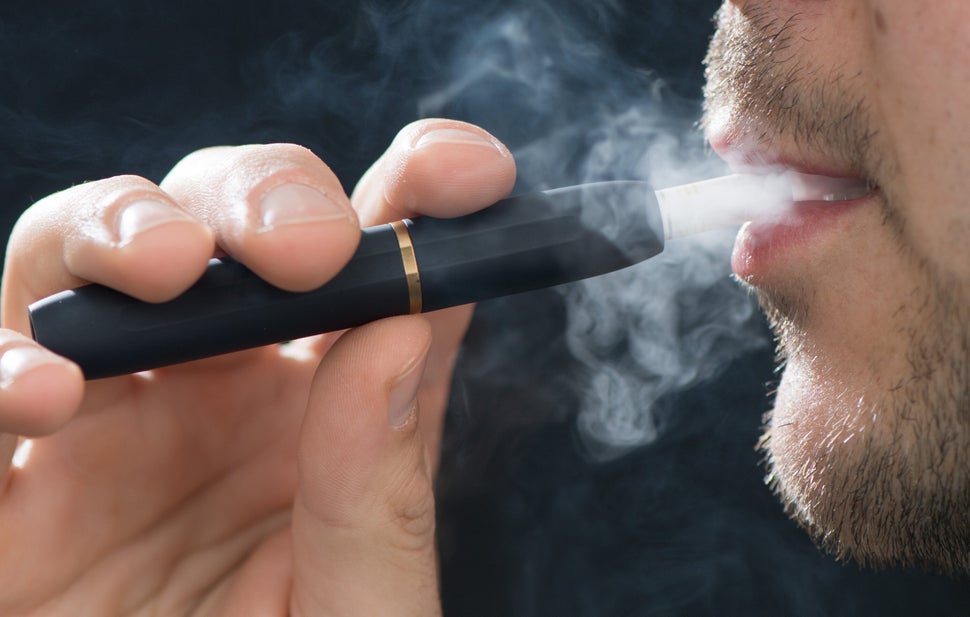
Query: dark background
xmin=1 ymin=1 xmax=968 ymax=615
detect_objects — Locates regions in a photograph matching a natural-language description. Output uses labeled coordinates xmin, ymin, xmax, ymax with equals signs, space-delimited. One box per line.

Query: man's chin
xmin=761 ymin=350 xmax=970 ymax=576
xmin=761 ymin=374 xmax=889 ymax=567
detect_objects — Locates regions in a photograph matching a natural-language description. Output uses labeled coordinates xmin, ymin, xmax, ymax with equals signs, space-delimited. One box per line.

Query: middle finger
xmin=160 ymin=143 xmax=360 ymax=293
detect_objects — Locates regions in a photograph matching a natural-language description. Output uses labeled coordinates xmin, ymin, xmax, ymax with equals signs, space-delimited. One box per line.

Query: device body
xmin=29 ymin=182 xmax=664 ymax=379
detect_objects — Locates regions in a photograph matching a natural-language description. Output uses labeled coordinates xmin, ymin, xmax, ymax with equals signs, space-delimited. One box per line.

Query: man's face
xmin=703 ymin=0 xmax=970 ymax=573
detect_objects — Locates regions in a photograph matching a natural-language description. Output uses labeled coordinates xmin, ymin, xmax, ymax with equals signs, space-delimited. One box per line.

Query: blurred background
xmin=2 ymin=1 xmax=968 ymax=614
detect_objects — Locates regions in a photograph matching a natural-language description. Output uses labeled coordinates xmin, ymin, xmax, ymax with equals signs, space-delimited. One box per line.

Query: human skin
xmin=703 ymin=0 xmax=970 ymax=572
xmin=0 ymin=119 xmax=515 ymax=615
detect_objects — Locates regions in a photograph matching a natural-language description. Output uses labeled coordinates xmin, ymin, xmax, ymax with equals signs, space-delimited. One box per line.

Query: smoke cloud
xmin=412 ymin=4 xmax=767 ymax=459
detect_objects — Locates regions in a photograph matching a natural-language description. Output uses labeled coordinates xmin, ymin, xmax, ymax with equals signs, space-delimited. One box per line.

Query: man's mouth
xmin=731 ymin=177 xmax=878 ymax=283
xmin=712 ymin=151 xmax=878 ymax=284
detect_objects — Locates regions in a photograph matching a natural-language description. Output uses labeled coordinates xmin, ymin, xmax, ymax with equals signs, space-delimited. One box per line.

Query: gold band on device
xmin=390 ymin=220 xmax=422 ymax=314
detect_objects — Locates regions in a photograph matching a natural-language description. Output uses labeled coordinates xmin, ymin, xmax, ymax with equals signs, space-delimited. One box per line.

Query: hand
xmin=0 ymin=119 xmax=515 ymax=615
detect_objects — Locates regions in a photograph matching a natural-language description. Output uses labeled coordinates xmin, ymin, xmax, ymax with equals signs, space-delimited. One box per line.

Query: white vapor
xmin=416 ymin=5 xmax=769 ymax=460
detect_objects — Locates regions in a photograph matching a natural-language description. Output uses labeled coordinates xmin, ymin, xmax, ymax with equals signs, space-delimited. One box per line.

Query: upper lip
xmin=708 ymin=132 xmax=867 ymax=182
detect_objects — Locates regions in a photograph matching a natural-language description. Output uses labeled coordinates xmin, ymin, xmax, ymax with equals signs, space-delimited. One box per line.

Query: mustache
xmin=701 ymin=4 xmax=880 ymax=179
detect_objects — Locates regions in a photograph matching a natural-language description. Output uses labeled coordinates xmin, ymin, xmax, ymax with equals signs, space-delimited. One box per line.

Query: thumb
xmin=290 ymin=315 xmax=441 ymax=617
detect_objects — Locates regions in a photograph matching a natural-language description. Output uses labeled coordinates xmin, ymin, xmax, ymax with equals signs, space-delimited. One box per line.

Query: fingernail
xmin=414 ymin=128 xmax=506 ymax=154
xmin=258 ymin=183 xmax=351 ymax=233
xmin=0 ymin=346 xmax=63 ymax=388
xmin=388 ymin=352 xmax=429 ymax=429
xmin=117 ymin=200 xmax=192 ymax=245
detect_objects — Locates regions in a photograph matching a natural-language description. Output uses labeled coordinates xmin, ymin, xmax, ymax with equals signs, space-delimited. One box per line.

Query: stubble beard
xmin=703 ymin=4 xmax=970 ymax=575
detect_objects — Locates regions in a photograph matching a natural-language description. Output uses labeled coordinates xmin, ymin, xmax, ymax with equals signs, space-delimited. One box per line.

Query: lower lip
xmin=731 ymin=193 xmax=874 ymax=281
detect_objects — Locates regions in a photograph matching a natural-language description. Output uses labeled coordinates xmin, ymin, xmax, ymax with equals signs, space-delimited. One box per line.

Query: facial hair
xmin=702 ymin=3 xmax=970 ymax=575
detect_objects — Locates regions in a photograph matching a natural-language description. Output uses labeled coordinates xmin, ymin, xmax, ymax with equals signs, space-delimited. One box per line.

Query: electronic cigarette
xmin=28 ymin=173 xmax=850 ymax=379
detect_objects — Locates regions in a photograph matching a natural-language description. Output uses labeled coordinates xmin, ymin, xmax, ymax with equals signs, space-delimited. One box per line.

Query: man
xmin=703 ymin=0 xmax=970 ymax=574
xmin=0 ymin=2 xmax=965 ymax=616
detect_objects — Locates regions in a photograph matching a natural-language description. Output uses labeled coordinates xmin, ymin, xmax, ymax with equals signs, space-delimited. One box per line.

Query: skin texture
xmin=0 ymin=119 xmax=515 ymax=615
xmin=703 ymin=1 xmax=970 ymax=572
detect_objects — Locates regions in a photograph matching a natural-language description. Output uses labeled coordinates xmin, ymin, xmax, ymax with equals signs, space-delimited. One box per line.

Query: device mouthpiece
xmin=654 ymin=172 xmax=870 ymax=240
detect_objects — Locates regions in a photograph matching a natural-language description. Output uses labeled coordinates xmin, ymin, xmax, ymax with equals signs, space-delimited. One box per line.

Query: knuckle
xmin=228 ymin=143 xmax=329 ymax=174
xmin=389 ymin=502 xmax=437 ymax=553
xmin=385 ymin=459 xmax=437 ymax=552
xmin=250 ymin=143 xmax=340 ymax=187
xmin=259 ymin=141 xmax=317 ymax=161
xmin=164 ymin=143 xmax=344 ymax=212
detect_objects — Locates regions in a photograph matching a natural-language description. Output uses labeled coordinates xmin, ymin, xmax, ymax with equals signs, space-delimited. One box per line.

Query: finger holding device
xmin=28 ymin=172 xmax=866 ymax=379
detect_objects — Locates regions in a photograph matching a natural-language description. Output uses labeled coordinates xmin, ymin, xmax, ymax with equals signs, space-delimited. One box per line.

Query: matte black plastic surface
xmin=409 ymin=181 xmax=663 ymax=311
xmin=30 ymin=225 xmax=409 ymax=379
